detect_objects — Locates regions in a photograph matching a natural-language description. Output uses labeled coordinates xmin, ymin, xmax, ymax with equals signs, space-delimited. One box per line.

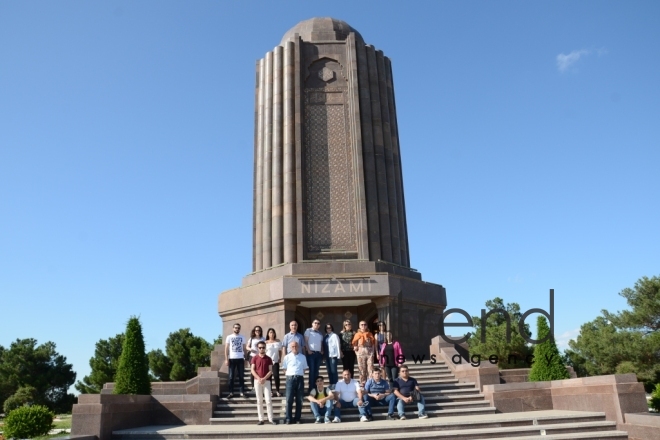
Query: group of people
xmin=224 ymin=319 xmax=425 ymax=425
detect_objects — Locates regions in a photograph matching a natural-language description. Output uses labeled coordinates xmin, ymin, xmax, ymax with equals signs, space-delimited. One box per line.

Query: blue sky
xmin=1 ymin=1 xmax=659 ymax=391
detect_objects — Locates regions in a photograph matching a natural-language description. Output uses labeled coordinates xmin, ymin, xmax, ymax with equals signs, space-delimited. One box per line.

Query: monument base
xmin=216 ymin=261 xmax=447 ymax=358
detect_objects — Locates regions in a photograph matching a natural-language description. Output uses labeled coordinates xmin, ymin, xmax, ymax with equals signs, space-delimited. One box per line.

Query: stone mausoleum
xmin=218 ymin=17 xmax=446 ymax=356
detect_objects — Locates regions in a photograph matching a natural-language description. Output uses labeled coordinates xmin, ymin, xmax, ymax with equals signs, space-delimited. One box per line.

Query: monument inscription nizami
xmin=219 ymin=17 xmax=447 ymax=356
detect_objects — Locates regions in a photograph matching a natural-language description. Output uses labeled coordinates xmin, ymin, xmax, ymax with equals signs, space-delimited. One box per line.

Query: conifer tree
xmin=529 ymin=316 xmax=570 ymax=381
xmin=113 ymin=316 xmax=151 ymax=395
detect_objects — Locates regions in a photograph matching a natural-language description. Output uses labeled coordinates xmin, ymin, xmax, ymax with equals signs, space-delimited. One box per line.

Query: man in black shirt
xmin=392 ymin=365 xmax=427 ymax=420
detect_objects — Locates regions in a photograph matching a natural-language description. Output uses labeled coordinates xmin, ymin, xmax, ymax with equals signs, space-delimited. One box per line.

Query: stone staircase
xmin=111 ymin=361 xmax=630 ymax=439
xmin=210 ymin=361 xmax=495 ymax=423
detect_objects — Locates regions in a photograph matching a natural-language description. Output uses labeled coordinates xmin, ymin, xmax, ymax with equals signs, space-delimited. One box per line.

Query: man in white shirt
xmin=304 ymin=319 xmax=324 ymax=392
xmin=281 ymin=341 xmax=308 ymax=424
xmin=333 ymin=369 xmax=371 ymax=422
xmin=224 ymin=323 xmax=246 ymax=398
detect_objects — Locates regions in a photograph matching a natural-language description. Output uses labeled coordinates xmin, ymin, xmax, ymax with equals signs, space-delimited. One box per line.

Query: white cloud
xmin=555 ymin=328 xmax=580 ymax=350
xmin=556 ymin=49 xmax=590 ymax=72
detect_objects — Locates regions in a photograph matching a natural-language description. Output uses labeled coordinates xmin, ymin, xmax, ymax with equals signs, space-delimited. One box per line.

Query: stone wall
xmin=71 ymin=393 xmax=218 ymax=440
xmin=482 ymin=374 xmax=648 ymax=426
xmin=621 ymin=412 xmax=660 ymax=440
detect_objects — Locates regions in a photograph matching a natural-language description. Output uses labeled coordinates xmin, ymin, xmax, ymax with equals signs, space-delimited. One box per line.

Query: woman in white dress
xmin=265 ymin=328 xmax=283 ymax=397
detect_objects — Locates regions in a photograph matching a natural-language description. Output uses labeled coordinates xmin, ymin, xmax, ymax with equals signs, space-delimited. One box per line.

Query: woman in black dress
xmin=340 ymin=320 xmax=356 ymax=378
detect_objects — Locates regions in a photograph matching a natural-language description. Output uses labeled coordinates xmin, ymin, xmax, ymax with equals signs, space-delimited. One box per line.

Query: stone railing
xmin=428 ymin=336 xmax=500 ymax=390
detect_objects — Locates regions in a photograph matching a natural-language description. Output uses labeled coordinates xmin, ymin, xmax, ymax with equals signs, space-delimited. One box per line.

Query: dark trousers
xmin=368 ymin=394 xmax=397 ymax=415
xmin=384 ymin=365 xmax=400 ymax=384
xmin=326 ymin=357 xmax=339 ymax=386
xmin=307 ymin=352 xmax=323 ymax=391
xmin=342 ymin=350 xmax=356 ymax=379
xmin=228 ymin=358 xmax=245 ymax=394
xmin=285 ymin=375 xmax=304 ymax=422
xmin=272 ymin=362 xmax=280 ymax=392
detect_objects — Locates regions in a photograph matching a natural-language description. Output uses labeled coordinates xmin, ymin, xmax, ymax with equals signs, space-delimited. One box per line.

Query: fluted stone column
xmin=262 ymin=51 xmax=273 ymax=269
xmin=272 ymin=46 xmax=284 ymax=266
xmin=254 ymin=59 xmax=265 ymax=271
xmin=283 ymin=41 xmax=296 ymax=264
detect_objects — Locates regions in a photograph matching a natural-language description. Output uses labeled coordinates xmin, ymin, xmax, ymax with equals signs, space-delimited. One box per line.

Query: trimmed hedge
xmin=3 ymin=405 xmax=54 ymax=439
xmin=114 ymin=316 xmax=151 ymax=395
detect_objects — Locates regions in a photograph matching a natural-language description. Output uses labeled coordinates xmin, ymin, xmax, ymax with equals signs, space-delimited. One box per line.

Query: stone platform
xmin=113 ymin=410 xmax=628 ymax=439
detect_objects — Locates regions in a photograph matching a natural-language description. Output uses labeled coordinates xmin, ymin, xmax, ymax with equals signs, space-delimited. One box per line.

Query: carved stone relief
xmin=303 ymin=58 xmax=357 ymax=256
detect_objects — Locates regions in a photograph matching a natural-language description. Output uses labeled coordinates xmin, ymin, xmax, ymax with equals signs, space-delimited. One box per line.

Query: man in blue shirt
xmin=364 ymin=368 xmax=396 ymax=420
xmin=282 ymin=321 xmax=305 ymax=356
xmin=392 ymin=365 xmax=428 ymax=420
xmin=281 ymin=340 xmax=308 ymax=424
xmin=304 ymin=319 xmax=324 ymax=392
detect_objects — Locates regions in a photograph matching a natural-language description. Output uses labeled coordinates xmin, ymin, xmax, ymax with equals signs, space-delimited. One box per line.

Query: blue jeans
xmin=335 ymin=398 xmax=370 ymax=418
xmin=307 ymin=351 xmax=323 ymax=390
xmin=326 ymin=357 xmax=339 ymax=386
xmin=368 ymin=393 xmax=396 ymax=415
xmin=227 ymin=359 xmax=244 ymax=394
xmin=310 ymin=399 xmax=335 ymax=420
xmin=396 ymin=394 xmax=426 ymax=417
xmin=285 ymin=375 xmax=304 ymax=422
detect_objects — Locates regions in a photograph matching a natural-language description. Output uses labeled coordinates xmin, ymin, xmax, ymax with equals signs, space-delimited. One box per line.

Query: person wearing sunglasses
xmin=224 ymin=323 xmax=246 ymax=398
xmin=323 ymin=323 xmax=342 ymax=388
xmin=352 ymin=320 xmax=376 ymax=386
xmin=246 ymin=326 xmax=266 ymax=392
xmin=340 ymin=320 xmax=356 ymax=379
xmin=250 ymin=341 xmax=276 ymax=425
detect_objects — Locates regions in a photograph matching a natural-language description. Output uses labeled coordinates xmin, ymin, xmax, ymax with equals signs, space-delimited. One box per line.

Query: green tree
xmin=0 ymin=339 xmax=76 ymax=413
xmin=467 ymin=297 xmax=533 ymax=369
xmin=566 ymin=275 xmax=660 ymax=391
xmin=3 ymin=386 xmax=38 ymax=414
xmin=75 ymin=333 xmax=125 ymax=394
xmin=113 ymin=317 xmax=151 ymax=395
xmin=148 ymin=349 xmax=173 ymax=381
xmin=529 ymin=316 xmax=570 ymax=381
xmin=650 ymin=383 xmax=660 ymax=412
xmin=148 ymin=329 xmax=214 ymax=381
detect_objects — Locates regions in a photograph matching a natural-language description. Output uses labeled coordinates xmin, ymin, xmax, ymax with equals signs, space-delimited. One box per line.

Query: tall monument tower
xmin=219 ymin=18 xmax=446 ymax=355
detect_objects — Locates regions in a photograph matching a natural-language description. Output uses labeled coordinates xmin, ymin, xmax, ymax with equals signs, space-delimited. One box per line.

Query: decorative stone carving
xmin=304 ymin=89 xmax=357 ymax=255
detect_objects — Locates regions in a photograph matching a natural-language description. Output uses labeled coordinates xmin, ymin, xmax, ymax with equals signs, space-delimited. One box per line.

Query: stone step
xmin=212 ymin=400 xmax=492 ymax=416
xmin=112 ymin=410 xmax=615 ymax=439
xmin=241 ymin=369 xmax=452 ymax=379
xmin=216 ymin=393 xmax=486 ymax=407
xmin=233 ymin=377 xmax=465 ymax=391
xmin=209 ymin=406 xmax=497 ymax=424
xmin=222 ymin=382 xmax=480 ymax=399
xmin=215 ymin=423 xmax=625 ymax=440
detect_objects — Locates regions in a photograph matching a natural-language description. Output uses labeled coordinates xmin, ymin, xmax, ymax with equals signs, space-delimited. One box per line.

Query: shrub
xmin=114 ymin=316 xmax=151 ymax=395
xmin=2 ymin=386 xmax=38 ymax=414
xmin=650 ymin=383 xmax=660 ymax=412
xmin=3 ymin=405 xmax=54 ymax=439
xmin=529 ymin=316 xmax=570 ymax=382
